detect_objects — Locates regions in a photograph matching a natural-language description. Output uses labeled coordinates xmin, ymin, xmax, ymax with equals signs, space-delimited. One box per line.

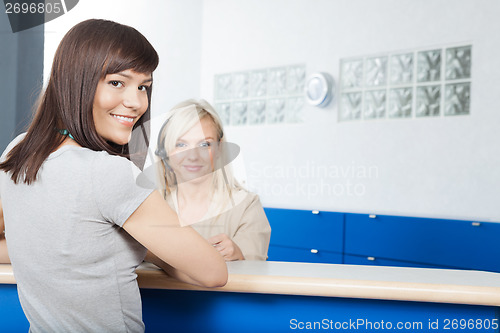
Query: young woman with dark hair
xmin=0 ymin=19 xmax=227 ymax=332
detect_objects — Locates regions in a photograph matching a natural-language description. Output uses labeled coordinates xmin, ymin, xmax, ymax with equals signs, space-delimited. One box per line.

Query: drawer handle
xmin=472 ymin=222 xmax=481 ymax=227
xmin=367 ymin=256 xmax=376 ymax=261
xmin=369 ymin=214 xmax=377 ymax=219
xmin=312 ymin=210 xmax=319 ymax=215
xmin=310 ymin=249 xmax=319 ymax=254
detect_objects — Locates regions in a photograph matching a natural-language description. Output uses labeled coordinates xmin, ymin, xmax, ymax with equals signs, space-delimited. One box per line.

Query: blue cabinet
xmin=3 ymin=284 xmax=499 ymax=333
xmin=343 ymin=254 xmax=447 ymax=269
xmin=0 ymin=284 xmax=30 ymax=332
xmin=344 ymin=213 xmax=500 ymax=272
xmin=264 ymin=208 xmax=343 ymax=264
xmin=269 ymin=245 xmax=342 ymax=264
xmin=264 ymin=208 xmax=500 ymax=273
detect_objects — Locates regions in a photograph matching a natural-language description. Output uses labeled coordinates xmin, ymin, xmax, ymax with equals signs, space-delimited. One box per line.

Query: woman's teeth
xmin=112 ymin=115 xmax=134 ymax=122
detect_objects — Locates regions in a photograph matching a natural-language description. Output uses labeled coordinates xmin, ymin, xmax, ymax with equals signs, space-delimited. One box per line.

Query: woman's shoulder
xmin=92 ymin=151 xmax=146 ymax=180
xmin=77 ymin=149 xmax=135 ymax=167
xmin=49 ymin=147 xmax=144 ymax=184
xmin=232 ymin=189 xmax=262 ymax=208
xmin=96 ymin=152 xmax=155 ymax=189
xmin=1 ymin=133 xmax=26 ymax=161
xmin=10 ymin=133 xmax=26 ymax=147
xmin=47 ymin=146 xmax=115 ymax=166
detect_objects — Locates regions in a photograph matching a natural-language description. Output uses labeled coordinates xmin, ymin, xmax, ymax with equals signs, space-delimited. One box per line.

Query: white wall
xmin=199 ymin=0 xmax=500 ymax=222
xmin=42 ymin=0 xmax=500 ymax=222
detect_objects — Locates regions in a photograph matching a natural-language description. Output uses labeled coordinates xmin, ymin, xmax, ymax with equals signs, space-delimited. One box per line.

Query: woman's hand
xmin=208 ymin=233 xmax=245 ymax=261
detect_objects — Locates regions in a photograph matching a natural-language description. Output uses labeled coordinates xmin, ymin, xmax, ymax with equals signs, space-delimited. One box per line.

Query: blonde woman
xmin=154 ymin=99 xmax=271 ymax=261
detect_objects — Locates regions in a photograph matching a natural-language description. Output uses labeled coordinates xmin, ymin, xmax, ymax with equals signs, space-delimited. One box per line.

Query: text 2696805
xmin=5 ymin=2 xmax=62 ymax=14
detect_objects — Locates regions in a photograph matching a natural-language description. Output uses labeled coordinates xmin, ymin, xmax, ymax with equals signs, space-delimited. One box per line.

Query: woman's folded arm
xmin=123 ymin=191 xmax=228 ymax=288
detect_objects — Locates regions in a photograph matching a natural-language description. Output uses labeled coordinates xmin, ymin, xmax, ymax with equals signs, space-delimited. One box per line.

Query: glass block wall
xmin=339 ymin=45 xmax=471 ymax=121
xmin=214 ymin=64 xmax=306 ymax=126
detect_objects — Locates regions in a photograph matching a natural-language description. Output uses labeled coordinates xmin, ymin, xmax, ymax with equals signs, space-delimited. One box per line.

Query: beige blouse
xmin=167 ymin=190 xmax=271 ymax=261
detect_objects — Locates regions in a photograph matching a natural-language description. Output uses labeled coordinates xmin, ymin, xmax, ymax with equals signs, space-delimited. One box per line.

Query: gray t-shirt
xmin=0 ymin=135 xmax=155 ymax=333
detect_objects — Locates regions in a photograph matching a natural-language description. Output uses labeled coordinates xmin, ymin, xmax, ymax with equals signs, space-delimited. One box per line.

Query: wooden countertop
xmin=2 ymin=261 xmax=500 ymax=306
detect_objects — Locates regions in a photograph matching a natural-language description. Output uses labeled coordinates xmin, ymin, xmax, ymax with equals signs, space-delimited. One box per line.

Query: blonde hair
xmin=156 ymin=99 xmax=243 ymax=211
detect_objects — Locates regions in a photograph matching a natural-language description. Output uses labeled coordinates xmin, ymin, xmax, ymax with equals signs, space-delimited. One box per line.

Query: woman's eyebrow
xmin=114 ymin=72 xmax=153 ymax=83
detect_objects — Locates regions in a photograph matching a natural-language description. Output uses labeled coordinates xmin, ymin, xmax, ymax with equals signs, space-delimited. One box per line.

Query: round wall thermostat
xmin=305 ymin=72 xmax=333 ymax=107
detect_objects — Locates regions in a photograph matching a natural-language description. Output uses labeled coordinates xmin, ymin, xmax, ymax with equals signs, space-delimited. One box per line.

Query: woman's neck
xmin=175 ymin=176 xmax=213 ymax=226
xmin=177 ymin=180 xmax=211 ymax=203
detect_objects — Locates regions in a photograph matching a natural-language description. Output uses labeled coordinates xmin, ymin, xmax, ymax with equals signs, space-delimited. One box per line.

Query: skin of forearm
xmin=144 ymin=250 xmax=212 ymax=286
xmin=0 ymin=235 xmax=10 ymax=264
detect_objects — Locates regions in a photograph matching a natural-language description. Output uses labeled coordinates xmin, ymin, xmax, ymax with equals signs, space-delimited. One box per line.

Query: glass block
xmin=445 ymin=45 xmax=471 ymax=80
xmin=417 ymin=49 xmax=441 ymax=82
xmin=388 ymin=88 xmax=413 ymax=118
xmin=390 ymin=53 xmax=413 ymax=84
xmin=233 ymin=72 xmax=249 ymax=99
xmin=339 ymin=92 xmax=362 ymax=121
xmin=365 ymin=56 xmax=388 ymax=87
xmin=266 ymin=98 xmax=286 ymax=124
xmin=287 ymin=65 xmax=306 ymax=95
xmin=249 ymin=70 xmax=267 ymax=98
xmin=215 ymin=103 xmax=231 ymax=126
xmin=340 ymin=59 xmax=363 ymax=89
xmin=286 ymin=97 xmax=305 ymax=123
xmin=268 ymin=67 xmax=287 ymax=96
xmin=215 ymin=74 xmax=232 ymax=100
xmin=444 ymin=83 xmax=470 ymax=115
xmin=248 ymin=100 xmax=266 ymax=125
xmin=231 ymin=101 xmax=248 ymax=125
xmin=364 ymin=90 xmax=386 ymax=119
xmin=416 ymin=86 xmax=440 ymax=117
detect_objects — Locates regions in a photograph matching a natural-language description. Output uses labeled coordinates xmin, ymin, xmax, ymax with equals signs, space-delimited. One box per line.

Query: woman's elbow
xmin=198 ymin=262 xmax=228 ymax=288
xmin=205 ymin=268 xmax=228 ymax=288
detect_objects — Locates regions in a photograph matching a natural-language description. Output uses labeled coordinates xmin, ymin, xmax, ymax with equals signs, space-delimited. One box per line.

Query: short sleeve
xmin=92 ymin=153 xmax=155 ymax=227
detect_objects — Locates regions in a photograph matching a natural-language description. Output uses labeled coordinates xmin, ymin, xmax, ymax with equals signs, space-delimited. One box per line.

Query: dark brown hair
xmin=0 ymin=19 xmax=159 ymax=184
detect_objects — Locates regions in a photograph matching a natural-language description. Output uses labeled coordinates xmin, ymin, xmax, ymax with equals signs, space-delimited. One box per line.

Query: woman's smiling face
xmin=168 ymin=117 xmax=219 ymax=184
xmin=93 ymin=69 xmax=152 ymax=145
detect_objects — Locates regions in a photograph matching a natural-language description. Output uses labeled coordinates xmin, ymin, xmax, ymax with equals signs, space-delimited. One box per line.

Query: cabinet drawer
xmin=264 ymin=208 xmax=343 ymax=253
xmin=343 ymin=254 xmax=449 ymax=269
xmin=344 ymin=213 xmax=500 ymax=272
xmin=268 ymin=245 xmax=342 ymax=264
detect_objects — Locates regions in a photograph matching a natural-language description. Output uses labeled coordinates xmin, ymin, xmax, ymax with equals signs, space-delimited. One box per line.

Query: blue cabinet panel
xmin=140 ymin=288 xmax=500 ymax=333
xmin=343 ymin=254 xmax=451 ymax=269
xmin=344 ymin=213 xmax=500 ymax=272
xmin=268 ymin=244 xmax=342 ymax=264
xmin=264 ymin=208 xmax=344 ymax=254
xmin=264 ymin=207 xmax=500 ymax=272
xmin=2 ymin=282 xmax=499 ymax=332
xmin=0 ymin=284 xmax=30 ymax=332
